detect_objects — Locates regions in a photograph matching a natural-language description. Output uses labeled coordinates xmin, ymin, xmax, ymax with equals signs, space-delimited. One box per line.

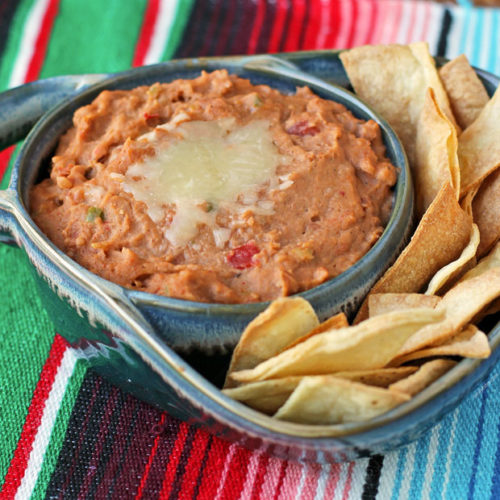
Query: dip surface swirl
xmin=30 ymin=70 xmax=397 ymax=303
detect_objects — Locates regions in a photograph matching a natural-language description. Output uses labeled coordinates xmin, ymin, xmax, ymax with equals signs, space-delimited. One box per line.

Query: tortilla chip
xmin=390 ymin=325 xmax=490 ymax=366
xmin=438 ymin=54 xmax=490 ymax=129
xmin=472 ymin=168 xmax=500 ymax=257
xmin=369 ymin=293 xmax=440 ymax=317
xmin=414 ymin=88 xmax=460 ymax=216
xmin=389 ymin=359 xmax=457 ymax=397
xmin=399 ymin=267 xmax=500 ymax=355
xmin=223 ymin=377 xmax=301 ymax=414
xmin=458 ymin=241 xmax=500 ymax=283
xmin=340 ymin=42 xmax=458 ymax=165
xmin=355 ymin=183 xmax=471 ymax=322
xmin=331 ymin=366 xmax=419 ymax=387
xmin=458 ymin=85 xmax=500 ymax=196
xmin=278 ymin=312 xmax=348 ymax=353
xmin=230 ymin=308 xmax=442 ymax=383
xmin=224 ymin=297 xmax=319 ymax=388
xmin=425 ymin=223 xmax=480 ymax=295
xmin=274 ymin=376 xmax=410 ymax=424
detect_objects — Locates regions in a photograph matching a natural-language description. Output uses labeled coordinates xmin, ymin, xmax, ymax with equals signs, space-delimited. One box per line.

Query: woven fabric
xmin=0 ymin=1 xmax=500 ymax=498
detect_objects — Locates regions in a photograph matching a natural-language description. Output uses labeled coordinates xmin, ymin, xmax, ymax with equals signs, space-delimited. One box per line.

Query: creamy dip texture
xmin=30 ymin=70 xmax=397 ymax=303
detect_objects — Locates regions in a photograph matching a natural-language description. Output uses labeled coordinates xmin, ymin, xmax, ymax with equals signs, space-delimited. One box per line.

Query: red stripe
xmin=213 ymin=1 xmax=237 ymax=55
xmin=1 ymin=335 xmax=68 ymax=498
xmin=268 ymin=0 xmax=288 ymax=53
xmin=194 ymin=438 xmax=232 ymax=500
xmin=248 ymin=0 xmax=266 ymax=54
xmin=132 ymin=0 xmax=160 ymax=67
xmin=134 ymin=412 xmax=166 ymax=499
xmin=323 ymin=0 xmax=342 ymax=49
xmin=345 ymin=0 xmax=359 ymax=48
xmin=364 ymin=0 xmax=379 ymax=45
xmin=24 ymin=0 xmax=60 ymax=83
xmin=0 ymin=145 xmax=16 ymax=183
xmin=341 ymin=462 xmax=356 ymax=499
xmin=218 ymin=446 xmax=253 ymax=500
xmin=283 ymin=0 xmax=306 ymax=51
xmin=176 ymin=429 xmax=211 ymax=498
xmin=156 ymin=422 xmax=191 ymax=498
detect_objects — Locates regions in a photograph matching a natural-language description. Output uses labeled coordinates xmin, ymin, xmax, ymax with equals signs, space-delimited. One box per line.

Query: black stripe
xmin=0 ymin=0 xmax=21 ymax=63
xmin=298 ymin=0 xmax=310 ymax=50
xmin=174 ymin=0 xmax=211 ymax=58
xmin=192 ymin=435 xmax=214 ymax=500
xmin=436 ymin=8 xmax=453 ymax=58
xmin=257 ymin=0 xmax=277 ymax=54
xmin=85 ymin=389 xmax=129 ymax=499
xmin=206 ymin=0 xmax=228 ymax=56
xmin=361 ymin=454 xmax=384 ymax=500
xmin=226 ymin=1 xmax=247 ymax=55
xmin=104 ymin=399 xmax=141 ymax=500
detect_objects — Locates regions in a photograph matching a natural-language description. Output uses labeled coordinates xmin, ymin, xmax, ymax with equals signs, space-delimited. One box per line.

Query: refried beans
xmin=30 ymin=70 xmax=397 ymax=303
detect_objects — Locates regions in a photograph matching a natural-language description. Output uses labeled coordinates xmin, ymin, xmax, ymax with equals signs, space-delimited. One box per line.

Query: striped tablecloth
xmin=1 ymin=1 xmax=500 ymax=498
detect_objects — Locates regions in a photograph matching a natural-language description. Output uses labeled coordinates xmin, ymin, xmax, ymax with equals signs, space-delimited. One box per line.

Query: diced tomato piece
xmin=144 ymin=112 xmax=160 ymax=120
xmin=227 ymin=242 xmax=260 ymax=269
xmin=287 ymin=121 xmax=319 ymax=136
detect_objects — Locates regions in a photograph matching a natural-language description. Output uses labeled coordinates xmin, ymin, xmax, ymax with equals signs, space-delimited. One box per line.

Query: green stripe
xmin=162 ymin=0 xmax=195 ymax=61
xmin=0 ymin=0 xmax=35 ymax=91
xmin=39 ymin=0 xmax=148 ymax=77
xmin=0 ymin=248 xmax=56 ymax=483
xmin=31 ymin=359 xmax=88 ymax=500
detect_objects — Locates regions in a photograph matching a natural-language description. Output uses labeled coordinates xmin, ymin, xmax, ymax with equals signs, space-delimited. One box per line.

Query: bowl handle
xmin=0 ymin=74 xmax=110 ymax=150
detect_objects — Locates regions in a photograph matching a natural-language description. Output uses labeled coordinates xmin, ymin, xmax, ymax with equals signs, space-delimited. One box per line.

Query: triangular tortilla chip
xmin=274 ymin=376 xmax=410 ymax=424
xmin=389 ymin=359 xmax=457 ymax=397
xmin=458 ymin=86 xmax=500 ymax=196
xmin=340 ymin=42 xmax=458 ymax=166
xmin=231 ymin=308 xmax=442 ymax=383
xmin=224 ymin=297 xmax=319 ymax=388
xmin=438 ymin=54 xmax=490 ymax=129
xmin=355 ymin=183 xmax=471 ymax=322
xmin=415 ymin=88 xmax=460 ymax=216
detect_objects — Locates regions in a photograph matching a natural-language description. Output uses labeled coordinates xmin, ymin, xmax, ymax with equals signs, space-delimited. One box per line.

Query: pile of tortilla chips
xmin=223 ymin=43 xmax=500 ymax=425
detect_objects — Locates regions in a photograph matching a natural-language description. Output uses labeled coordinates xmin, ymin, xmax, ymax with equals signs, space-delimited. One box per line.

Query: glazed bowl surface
xmin=0 ymin=50 xmax=498 ymax=462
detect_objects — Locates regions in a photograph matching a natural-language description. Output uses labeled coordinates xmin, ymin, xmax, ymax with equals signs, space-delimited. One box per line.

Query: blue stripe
xmin=408 ymin=432 xmax=432 ymax=499
xmin=470 ymin=9 xmax=484 ymax=70
xmin=467 ymin=383 xmax=489 ymax=499
xmin=457 ymin=6 xmax=470 ymax=57
xmin=445 ymin=384 xmax=483 ymax=497
xmin=429 ymin=411 xmax=457 ymax=498
xmin=390 ymin=447 xmax=407 ymax=500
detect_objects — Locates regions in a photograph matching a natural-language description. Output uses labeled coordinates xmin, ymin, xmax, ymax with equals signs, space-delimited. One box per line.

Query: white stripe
xmin=214 ymin=443 xmax=238 ymax=500
xmin=237 ymin=449 xmax=264 ymax=500
xmin=396 ymin=441 xmax=418 ymax=500
xmin=313 ymin=454 xmax=330 ymax=500
xmin=379 ymin=1 xmax=401 ymax=45
xmin=332 ymin=463 xmax=350 ymax=500
xmin=425 ymin=3 xmax=444 ymax=55
xmin=395 ymin=1 xmax=414 ymax=44
xmin=9 ymin=0 xmax=51 ymax=88
xmin=442 ymin=408 xmax=460 ymax=498
xmin=347 ymin=458 xmax=370 ymax=499
xmin=376 ymin=450 xmax=400 ymax=499
xmin=419 ymin=422 xmax=442 ymax=499
xmin=15 ymin=348 xmax=77 ymax=500
xmin=144 ymin=0 xmax=178 ymax=65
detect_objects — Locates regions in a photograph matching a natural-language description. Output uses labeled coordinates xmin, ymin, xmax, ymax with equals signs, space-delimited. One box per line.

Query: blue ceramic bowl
xmin=0 ymin=51 xmax=497 ymax=462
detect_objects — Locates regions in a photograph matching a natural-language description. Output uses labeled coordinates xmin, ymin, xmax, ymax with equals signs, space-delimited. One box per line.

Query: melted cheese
xmin=123 ymin=118 xmax=286 ymax=247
